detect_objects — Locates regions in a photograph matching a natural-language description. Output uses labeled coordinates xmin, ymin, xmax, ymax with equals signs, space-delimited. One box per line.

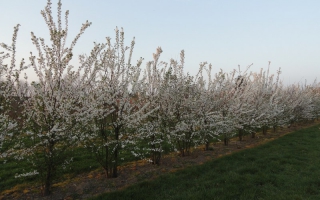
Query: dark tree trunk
xmin=224 ymin=136 xmax=229 ymax=146
xmin=112 ymin=127 xmax=120 ymax=178
xmin=205 ymin=141 xmax=210 ymax=151
xmin=43 ymin=141 xmax=54 ymax=196
xmin=262 ymin=126 xmax=267 ymax=135
xmin=185 ymin=138 xmax=191 ymax=156
xmin=105 ymin=145 xmax=109 ymax=178
xmin=112 ymin=149 xmax=118 ymax=178
xmin=150 ymin=135 xmax=161 ymax=165
xmin=43 ymin=165 xmax=52 ymax=196
xmin=238 ymin=129 xmax=244 ymax=141
xmin=152 ymin=152 xmax=161 ymax=165
xmin=180 ymin=148 xmax=185 ymax=157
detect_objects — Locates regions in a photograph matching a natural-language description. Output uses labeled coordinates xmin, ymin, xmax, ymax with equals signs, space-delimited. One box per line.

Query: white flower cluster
xmin=15 ymin=170 xmax=39 ymax=178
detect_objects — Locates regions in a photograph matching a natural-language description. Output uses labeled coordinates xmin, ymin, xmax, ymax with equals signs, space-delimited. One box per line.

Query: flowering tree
xmin=6 ymin=0 xmax=92 ymax=195
xmin=0 ymin=24 xmax=23 ymax=157
xmin=249 ymin=65 xmax=283 ymax=135
xmin=155 ymin=52 xmax=198 ymax=156
xmin=207 ymin=69 xmax=238 ymax=145
xmin=76 ymin=27 xmax=157 ymax=178
xmin=140 ymin=51 xmax=217 ymax=159
xmin=235 ymin=64 xmax=282 ymax=137
xmin=135 ymin=47 xmax=169 ymax=164
xmin=206 ymin=67 xmax=251 ymax=144
xmin=281 ymin=83 xmax=319 ymax=126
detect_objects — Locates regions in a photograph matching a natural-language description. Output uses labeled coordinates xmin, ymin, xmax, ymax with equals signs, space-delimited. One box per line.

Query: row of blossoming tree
xmin=1 ymin=0 xmax=320 ymax=196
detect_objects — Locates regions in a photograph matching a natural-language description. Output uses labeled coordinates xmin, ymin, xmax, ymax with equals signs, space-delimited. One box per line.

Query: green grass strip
xmin=93 ymin=124 xmax=320 ymax=200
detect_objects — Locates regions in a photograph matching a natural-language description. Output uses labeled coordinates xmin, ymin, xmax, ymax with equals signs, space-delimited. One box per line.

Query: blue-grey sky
xmin=1 ymin=0 xmax=320 ymax=84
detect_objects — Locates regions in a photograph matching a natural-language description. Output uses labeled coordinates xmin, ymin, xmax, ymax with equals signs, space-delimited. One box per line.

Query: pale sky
xmin=1 ymin=0 xmax=320 ymax=85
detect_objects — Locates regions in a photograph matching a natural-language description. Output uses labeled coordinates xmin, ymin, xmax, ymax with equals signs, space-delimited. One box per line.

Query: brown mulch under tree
xmin=1 ymin=121 xmax=319 ymax=200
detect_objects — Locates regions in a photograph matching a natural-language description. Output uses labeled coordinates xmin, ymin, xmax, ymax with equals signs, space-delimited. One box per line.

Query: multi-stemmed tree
xmin=5 ymin=0 xmax=92 ymax=195
xmin=241 ymin=64 xmax=282 ymax=137
xmin=207 ymin=69 xmax=238 ymax=146
xmin=76 ymin=27 xmax=157 ymax=178
xmin=136 ymin=47 xmax=169 ymax=164
xmin=241 ymin=66 xmax=284 ymax=140
xmin=0 ymin=24 xmax=24 ymax=157
xmin=156 ymin=52 xmax=201 ymax=157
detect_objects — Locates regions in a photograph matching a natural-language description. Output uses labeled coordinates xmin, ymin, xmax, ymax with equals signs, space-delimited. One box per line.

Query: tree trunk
xmin=112 ymin=127 xmax=120 ymax=178
xmin=153 ymin=151 xmax=161 ymax=165
xmin=224 ymin=136 xmax=229 ymax=146
xmin=205 ymin=141 xmax=210 ymax=151
xmin=43 ymin=165 xmax=52 ymax=196
xmin=251 ymin=132 xmax=256 ymax=138
xmin=185 ymin=139 xmax=191 ymax=156
xmin=151 ymin=135 xmax=161 ymax=165
xmin=105 ymin=145 xmax=109 ymax=178
xmin=262 ymin=126 xmax=267 ymax=135
xmin=112 ymin=148 xmax=118 ymax=178
xmin=238 ymin=129 xmax=244 ymax=141
xmin=43 ymin=141 xmax=54 ymax=196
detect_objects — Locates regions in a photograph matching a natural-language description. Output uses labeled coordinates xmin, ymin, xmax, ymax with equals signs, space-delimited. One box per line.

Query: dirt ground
xmin=1 ymin=121 xmax=319 ymax=200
